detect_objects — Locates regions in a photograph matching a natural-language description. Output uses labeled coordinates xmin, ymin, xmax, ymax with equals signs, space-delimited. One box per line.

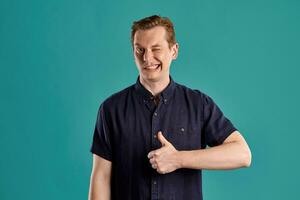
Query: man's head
xmin=131 ymin=15 xmax=179 ymax=83
xmin=131 ymin=15 xmax=177 ymax=48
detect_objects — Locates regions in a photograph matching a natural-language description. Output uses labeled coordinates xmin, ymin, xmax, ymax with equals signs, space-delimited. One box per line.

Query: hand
xmin=147 ymin=131 xmax=181 ymax=174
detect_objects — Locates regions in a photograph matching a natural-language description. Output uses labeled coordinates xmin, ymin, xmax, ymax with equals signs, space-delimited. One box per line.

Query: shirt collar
xmin=134 ymin=76 xmax=176 ymax=104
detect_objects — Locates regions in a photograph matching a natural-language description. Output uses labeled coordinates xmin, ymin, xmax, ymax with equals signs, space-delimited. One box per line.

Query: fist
xmin=147 ymin=131 xmax=181 ymax=174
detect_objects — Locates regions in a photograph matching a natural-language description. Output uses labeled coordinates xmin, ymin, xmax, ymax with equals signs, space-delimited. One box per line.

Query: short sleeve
xmin=202 ymin=94 xmax=237 ymax=147
xmin=90 ymin=103 xmax=113 ymax=161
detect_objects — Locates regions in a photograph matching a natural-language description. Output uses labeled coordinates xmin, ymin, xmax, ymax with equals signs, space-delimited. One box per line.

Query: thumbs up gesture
xmin=147 ymin=131 xmax=181 ymax=174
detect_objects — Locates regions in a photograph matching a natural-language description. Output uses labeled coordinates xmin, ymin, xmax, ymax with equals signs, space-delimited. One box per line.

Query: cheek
xmin=160 ymin=54 xmax=172 ymax=65
xmin=154 ymin=53 xmax=165 ymax=62
xmin=134 ymin=55 xmax=143 ymax=64
xmin=157 ymin=51 xmax=172 ymax=60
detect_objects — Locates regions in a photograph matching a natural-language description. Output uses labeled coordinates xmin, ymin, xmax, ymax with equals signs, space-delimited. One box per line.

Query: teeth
xmin=145 ymin=64 xmax=159 ymax=69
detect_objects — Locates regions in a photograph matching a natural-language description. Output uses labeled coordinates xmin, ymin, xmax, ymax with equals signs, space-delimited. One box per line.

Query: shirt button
xmin=154 ymin=134 xmax=157 ymax=138
xmin=153 ymin=181 xmax=157 ymax=185
xmin=164 ymin=99 xmax=167 ymax=103
xmin=180 ymin=127 xmax=185 ymax=132
xmin=154 ymin=112 xmax=158 ymax=116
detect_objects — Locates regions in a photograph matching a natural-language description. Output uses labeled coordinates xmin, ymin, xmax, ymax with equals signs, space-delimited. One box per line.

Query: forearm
xmin=177 ymin=141 xmax=251 ymax=170
xmin=88 ymin=175 xmax=111 ymax=200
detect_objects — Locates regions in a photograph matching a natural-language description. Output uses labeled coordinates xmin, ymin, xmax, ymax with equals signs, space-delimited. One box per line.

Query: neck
xmin=139 ymin=76 xmax=170 ymax=96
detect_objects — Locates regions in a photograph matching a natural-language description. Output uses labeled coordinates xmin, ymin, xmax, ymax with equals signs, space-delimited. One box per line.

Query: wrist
xmin=176 ymin=150 xmax=184 ymax=169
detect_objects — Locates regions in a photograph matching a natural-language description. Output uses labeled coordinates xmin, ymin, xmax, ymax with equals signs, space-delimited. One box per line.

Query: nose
xmin=143 ymin=49 xmax=153 ymax=63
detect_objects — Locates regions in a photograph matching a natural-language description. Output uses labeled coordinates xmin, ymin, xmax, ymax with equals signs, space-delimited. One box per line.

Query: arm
xmin=178 ymin=131 xmax=252 ymax=170
xmin=148 ymin=131 xmax=251 ymax=173
xmin=88 ymin=154 xmax=112 ymax=200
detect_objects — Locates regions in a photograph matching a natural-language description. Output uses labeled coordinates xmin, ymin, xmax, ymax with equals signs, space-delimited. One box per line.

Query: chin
xmin=141 ymin=74 xmax=161 ymax=82
xmin=144 ymin=76 xmax=160 ymax=82
xmin=140 ymin=69 xmax=168 ymax=83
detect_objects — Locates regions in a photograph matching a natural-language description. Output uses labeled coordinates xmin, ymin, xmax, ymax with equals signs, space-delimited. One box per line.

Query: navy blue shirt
xmin=91 ymin=77 xmax=237 ymax=200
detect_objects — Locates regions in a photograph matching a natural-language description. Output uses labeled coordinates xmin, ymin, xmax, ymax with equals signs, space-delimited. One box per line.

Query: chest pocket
xmin=167 ymin=124 xmax=202 ymax=151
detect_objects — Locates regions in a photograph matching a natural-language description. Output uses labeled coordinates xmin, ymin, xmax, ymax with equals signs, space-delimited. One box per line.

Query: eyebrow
xmin=134 ymin=43 xmax=162 ymax=48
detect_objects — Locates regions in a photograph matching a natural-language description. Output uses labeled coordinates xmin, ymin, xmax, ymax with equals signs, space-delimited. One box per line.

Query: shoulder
xmin=100 ymin=84 xmax=135 ymax=111
xmin=175 ymin=82 xmax=210 ymax=103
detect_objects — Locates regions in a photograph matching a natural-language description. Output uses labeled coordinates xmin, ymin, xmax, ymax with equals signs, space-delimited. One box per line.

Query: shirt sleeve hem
xmin=90 ymin=147 xmax=113 ymax=162
xmin=215 ymin=126 xmax=238 ymax=146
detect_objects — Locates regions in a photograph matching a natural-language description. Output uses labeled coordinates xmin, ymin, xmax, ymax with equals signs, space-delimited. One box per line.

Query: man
xmin=88 ymin=15 xmax=251 ymax=200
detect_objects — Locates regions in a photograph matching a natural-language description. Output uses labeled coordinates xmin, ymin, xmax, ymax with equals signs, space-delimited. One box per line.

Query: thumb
xmin=157 ymin=131 xmax=169 ymax=146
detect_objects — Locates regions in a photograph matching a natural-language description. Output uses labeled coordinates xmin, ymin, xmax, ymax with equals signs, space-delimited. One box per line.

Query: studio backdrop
xmin=1 ymin=0 xmax=299 ymax=199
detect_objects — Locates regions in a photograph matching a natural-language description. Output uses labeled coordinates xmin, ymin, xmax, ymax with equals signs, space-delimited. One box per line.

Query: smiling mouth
xmin=144 ymin=64 xmax=161 ymax=70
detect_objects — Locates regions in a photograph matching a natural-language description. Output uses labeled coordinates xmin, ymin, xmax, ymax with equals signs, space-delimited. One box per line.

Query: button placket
xmin=151 ymin=177 xmax=158 ymax=200
xmin=150 ymin=103 xmax=162 ymax=200
xmin=151 ymin=110 xmax=160 ymax=147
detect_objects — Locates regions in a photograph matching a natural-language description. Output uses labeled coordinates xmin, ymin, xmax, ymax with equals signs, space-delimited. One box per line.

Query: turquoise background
xmin=1 ymin=0 xmax=299 ymax=199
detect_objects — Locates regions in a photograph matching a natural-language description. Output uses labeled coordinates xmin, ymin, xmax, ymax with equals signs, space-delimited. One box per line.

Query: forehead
xmin=134 ymin=26 xmax=168 ymax=47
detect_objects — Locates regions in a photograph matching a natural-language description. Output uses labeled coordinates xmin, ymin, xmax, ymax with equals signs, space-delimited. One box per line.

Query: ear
xmin=171 ymin=43 xmax=179 ymax=60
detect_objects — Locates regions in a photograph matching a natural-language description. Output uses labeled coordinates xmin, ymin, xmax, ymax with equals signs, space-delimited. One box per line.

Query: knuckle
xmin=157 ymin=165 xmax=163 ymax=172
xmin=157 ymin=168 xmax=165 ymax=174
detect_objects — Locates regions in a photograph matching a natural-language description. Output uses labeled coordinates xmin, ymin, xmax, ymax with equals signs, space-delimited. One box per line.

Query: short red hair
xmin=131 ymin=15 xmax=177 ymax=48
